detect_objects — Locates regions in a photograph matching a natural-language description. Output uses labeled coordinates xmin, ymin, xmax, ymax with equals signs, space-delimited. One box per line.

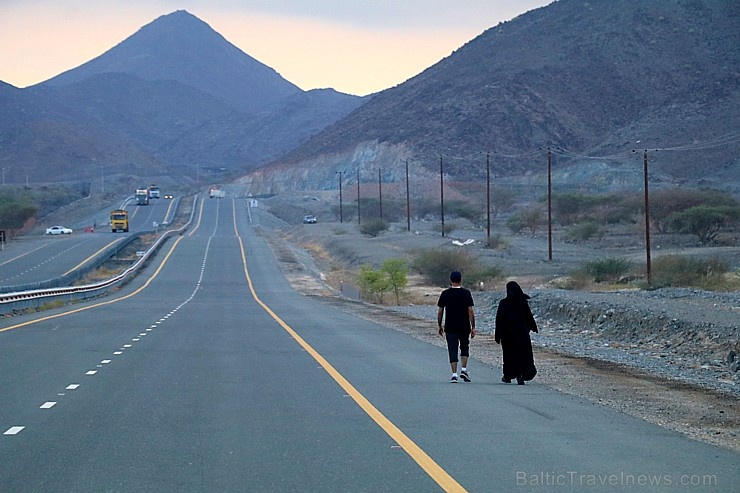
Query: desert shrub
xmin=665 ymin=205 xmax=739 ymax=244
xmin=490 ymin=187 xmax=517 ymax=218
xmin=559 ymin=269 xmax=592 ymax=290
xmin=649 ymin=188 xmax=737 ymax=232
xmin=564 ymin=221 xmax=606 ymax=242
xmin=433 ymin=222 xmax=457 ymax=235
xmin=484 ymin=232 xmax=509 ymax=250
xmin=412 ymin=247 xmax=501 ymax=287
xmin=413 ymin=198 xmax=439 ymax=219
xmin=584 ymin=257 xmax=633 ymax=283
xmin=651 ymin=255 xmax=729 ymax=289
xmin=507 ymin=205 xmax=544 ymax=235
xmin=360 ymin=219 xmax=389 ymax=237
xmin=506 ymin=214 xmax=525 ymax=234
xmin=447 ymin=201 xmax=480 ymax=222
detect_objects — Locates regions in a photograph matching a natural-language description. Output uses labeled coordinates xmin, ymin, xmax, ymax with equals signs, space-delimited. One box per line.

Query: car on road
xmin=45 ymin=225 xmax=73 ymax=235
xmin=302 ymin=215 xmax=317 ymax=224
xmin=164 ymin=194 xmax=173 ymax=199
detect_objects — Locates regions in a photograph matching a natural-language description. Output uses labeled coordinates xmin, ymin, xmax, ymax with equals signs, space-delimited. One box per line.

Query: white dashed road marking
xmin=40 ymin=402 xmax=57 ymax=409
xmin=66 ymin=384 xmax=80 ymax=390
xmin=4 ymin=426 xmax=24 ymax=435
xmin=86 ymin=371 xmax=97 ymax=376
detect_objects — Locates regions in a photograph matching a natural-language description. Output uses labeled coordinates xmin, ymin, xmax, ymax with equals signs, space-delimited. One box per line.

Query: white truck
xmin=209 ymin=187 xmax=226 ymax=198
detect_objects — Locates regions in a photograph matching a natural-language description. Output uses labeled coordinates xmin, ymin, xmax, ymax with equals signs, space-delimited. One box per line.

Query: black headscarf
xmin=505 ymin=281 xmax=529 ymax=300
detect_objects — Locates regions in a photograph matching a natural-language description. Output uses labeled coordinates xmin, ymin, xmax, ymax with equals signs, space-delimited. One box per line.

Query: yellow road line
xmin=233 ymin=200 xmax=466 ymax=493
xmin=188 ymin=196 xmax=206 ymax=237
xmin=0 ymin=237 xmax=183 ymax=333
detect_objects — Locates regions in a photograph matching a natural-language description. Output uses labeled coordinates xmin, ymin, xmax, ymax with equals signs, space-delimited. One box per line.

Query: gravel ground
xmin=251 ymin=199 xmax=740 ymax=453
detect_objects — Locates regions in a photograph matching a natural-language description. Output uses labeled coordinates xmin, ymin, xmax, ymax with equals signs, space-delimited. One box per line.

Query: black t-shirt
xmin=437 ymin=287 xmax=474 ymax=334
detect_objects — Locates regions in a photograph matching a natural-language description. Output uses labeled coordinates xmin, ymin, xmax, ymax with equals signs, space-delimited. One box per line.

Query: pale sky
xmin=0 ymin=0 xmax=552 ymax=96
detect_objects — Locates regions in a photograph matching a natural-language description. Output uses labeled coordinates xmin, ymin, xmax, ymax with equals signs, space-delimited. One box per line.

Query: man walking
xmin=437 ymin=271 xmax=476 ymax=383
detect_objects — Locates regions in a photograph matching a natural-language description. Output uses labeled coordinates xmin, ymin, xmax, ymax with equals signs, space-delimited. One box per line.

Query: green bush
xmin=564 ymin=221 xmax=606 ymax=242
xmin=357 ymin=259 xmax=409 ymax=305
xmin=360 ymin=219 xmax=389 ymax=237
xmin=651 ymin=255 xmax=729 ymax=289
xmin=412 ymin=247 xmax=501 ymax=287
xmin=584 ymin=257 xmax=633 ymax=283
xmin=358 ymin=264 xmax=391 ymax=303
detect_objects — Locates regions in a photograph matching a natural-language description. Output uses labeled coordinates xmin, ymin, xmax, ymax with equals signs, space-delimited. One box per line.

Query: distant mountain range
xmin=0 ymin=10 xmax=363 ymax=187
xmin=1 ymin=1 xmax=738 ymax=195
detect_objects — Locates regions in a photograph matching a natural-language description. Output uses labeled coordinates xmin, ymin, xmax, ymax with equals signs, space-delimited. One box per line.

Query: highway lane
xmin=0 ymin=197 xmax=737 ymax=492
xmin=0 ymin=198 xmax=175 ymax=290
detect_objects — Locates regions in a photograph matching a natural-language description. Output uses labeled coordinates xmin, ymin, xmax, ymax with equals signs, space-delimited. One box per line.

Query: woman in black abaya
xmin=494 ymin=281 xmax=538 ymax=385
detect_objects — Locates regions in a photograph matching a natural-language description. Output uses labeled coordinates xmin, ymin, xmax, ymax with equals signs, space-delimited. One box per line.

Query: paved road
xmin=0 ymin=197 xmax=737 ymax=492
xmin=0 ymin=197 xmax=176 ymax=290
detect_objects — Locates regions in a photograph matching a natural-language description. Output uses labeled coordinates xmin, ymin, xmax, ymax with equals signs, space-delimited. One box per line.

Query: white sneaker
xmin=450 ymin=375 xmax=458 ymax=383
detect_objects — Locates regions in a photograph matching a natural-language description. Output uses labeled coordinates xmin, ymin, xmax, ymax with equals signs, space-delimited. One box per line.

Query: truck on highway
xmin=110 ymin=209 xmax=129 ymax=232
xmin=209 ymin=186 xmax=225 ymax=198
xmin=148 ymin=184 xmax=161 ymax=199
xmin=135 ymin=187 xmax=150 ymax=205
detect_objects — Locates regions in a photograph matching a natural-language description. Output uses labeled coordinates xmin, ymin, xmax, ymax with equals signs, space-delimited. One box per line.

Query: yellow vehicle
xmin=110 ymin=209 xmax=129 ymax=232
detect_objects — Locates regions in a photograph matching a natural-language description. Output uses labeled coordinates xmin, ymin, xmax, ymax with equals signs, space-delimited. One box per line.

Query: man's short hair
xmin=450 ymin=271 xmax=462 ymax=283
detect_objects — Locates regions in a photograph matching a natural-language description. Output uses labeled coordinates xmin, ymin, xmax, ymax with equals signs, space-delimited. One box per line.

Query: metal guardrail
xmin=0 ymin=195 xmax=197 ymax=314
xmin=0 ymin=233 xmax=141 ymax=295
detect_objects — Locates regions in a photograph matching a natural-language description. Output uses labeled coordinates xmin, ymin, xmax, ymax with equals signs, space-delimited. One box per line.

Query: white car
xmin=45 ymin=225 xmax=73 ymax=235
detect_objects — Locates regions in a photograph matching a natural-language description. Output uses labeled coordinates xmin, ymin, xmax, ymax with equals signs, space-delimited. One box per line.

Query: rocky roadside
xmin=257 ymin=227 xmax=740 ymax=454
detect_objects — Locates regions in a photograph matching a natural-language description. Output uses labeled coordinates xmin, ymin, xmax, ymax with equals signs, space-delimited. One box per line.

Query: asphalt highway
xmin=0 ymin=197 xmax=737 ymax=492
xmin=0 ymin=198 xmax=175 ymax=289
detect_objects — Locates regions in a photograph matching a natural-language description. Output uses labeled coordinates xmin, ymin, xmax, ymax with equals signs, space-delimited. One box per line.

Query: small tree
xmin=381 ymin=258 xmax=408 ymax=305
xmin=358 ymin=264 xmax=391 ymax=303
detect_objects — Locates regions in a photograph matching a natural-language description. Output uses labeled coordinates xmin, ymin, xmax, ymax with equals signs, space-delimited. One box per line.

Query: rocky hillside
xmin=246 ymin=0 xmax=739 ymax=195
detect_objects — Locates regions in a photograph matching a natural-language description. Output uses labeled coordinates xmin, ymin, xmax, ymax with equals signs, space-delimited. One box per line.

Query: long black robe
xmin=494 ymin=282 xmax=538 ymax=381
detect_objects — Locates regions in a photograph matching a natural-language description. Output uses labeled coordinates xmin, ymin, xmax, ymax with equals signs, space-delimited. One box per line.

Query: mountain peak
xmin=41 ymin=10 xmax=301 ymax=113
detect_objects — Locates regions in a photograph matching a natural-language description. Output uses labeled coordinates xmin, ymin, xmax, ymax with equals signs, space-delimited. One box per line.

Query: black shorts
xmin=445 ymin=331 xmax=470 ymax=363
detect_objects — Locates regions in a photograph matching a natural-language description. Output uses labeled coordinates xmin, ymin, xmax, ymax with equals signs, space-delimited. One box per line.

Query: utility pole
xmin=486 ymin=152 xmax=491 ymax=246
xmin=405 ymin=159 xmax=411 ymax=232
xmin=378 ymin=168 xmax=383 ymax=222
xmin=356 ymin=169 xmax=361 ymax=226
xmin=547 ymin=148 xmax=553 ymax=261
xmin=643 ymin=150 xmax=652 ymax=285
xmin=440 ymin=156 xmax=445 ymax=237
xmin=336 ymin=171 xmax=343 ymax=223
